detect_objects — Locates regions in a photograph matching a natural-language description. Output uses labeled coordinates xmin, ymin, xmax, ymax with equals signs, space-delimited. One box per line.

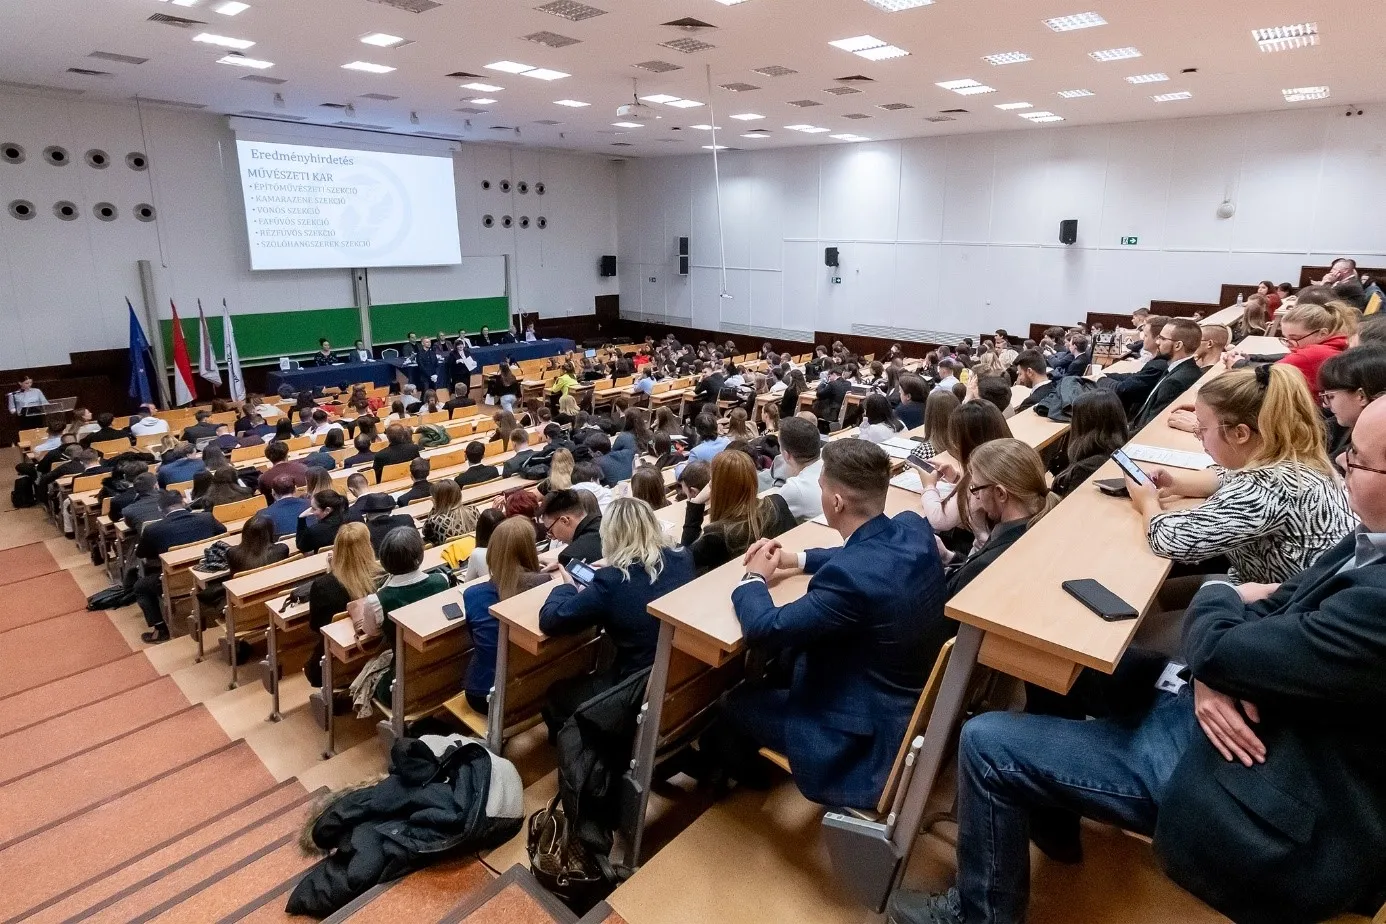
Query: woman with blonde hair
xmin=1126 ymin=363 xmax=1354 ymax=585
xmin=916 ymin=390 xmax=960 ymax=460
xmin=543 ymin=447 xmax=574 ymax=491
xmin=1267 ymin=299 xmax=1357 ymax=392
xmin=555 ymin=393 xmax=580 ymax=427
xmin=422 ymin=479 xmax=479 ymax=546
xmin=538 ymin=497 xmax=696 ymax=733
xmin=681 ymin=449 xmax=794 ymax=574
xmin=303 ymin=522 xmax=383 ymax=686
xmin=460 ymin=517 xmax=551 ymax=711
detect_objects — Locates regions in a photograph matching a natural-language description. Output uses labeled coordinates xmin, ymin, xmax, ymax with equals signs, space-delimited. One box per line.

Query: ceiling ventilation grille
xmin=852 ymin=323 xmax=968 ymax=345
xmin=719 ymin=81 xmax=759 ymax=92
xmin=456 ymin=106 xmax=485 ymax=113
xmin=939 ymin=108 xmax=969 ymax=113
xmin=489 ymin=125 xmax=517 ymax=131
xmin=823 ymin=86 xmax=862 ymax=96
xmin=659 ymin=37 xmax=715 ymax=53
xmin=335 ymin=121 xmax=392 ymax=129
xmin=239 ymin=110 xmax=306 ymax=120
xmin=0 ymin=80 xmax=84 ymax=96
xmin=360 ymin=92 xmax=399 ymax=100
xmin=524 ymin=30 xmax=581 ymax=48
xmin=924 ymin=115 xmax=955 ymax=122
xmin=611 ymin=141 xmax=633 ymax=146
xmin=89 ymin=51 xmax=149 ymax=65
xmin=633 ymin=60 xmax=682 ymax=73
xmin=66 ymin=68 xmax=112 ymax=77
xmin=842 ymin=112 xmax=871 ymax=120
xmin=532 ymin=119 xmax=561 ymax=125
xmin=136 ymin=97 xmax=206 ymax=109
xmin=319 ymin=102 xmax=350 ymax=108
xmin=876 ymin=102 xmax=913 ymax=110
xmin=365 ymin=0 xmax=441 ymax=12
xmin=147 ymin=13 xmax=206 ymax=27
xmin=241 ymin=74 xmax=287 ymax=84
xmin=535 ymin=0 xmax=607 ymax=20
xmin=752 ymin=65 xmax=796 ymax=77
xmin=786 ymin=99 xmax=822 ymax=107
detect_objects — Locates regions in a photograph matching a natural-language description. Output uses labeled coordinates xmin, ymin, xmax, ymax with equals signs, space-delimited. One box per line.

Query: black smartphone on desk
xmin=442 ymin=601 xmax=464 ymax=621
xmin=1063 ymin=579 xmax=1138 ymax=621
xmin=1094 ymin=477 xmax=1128 ymax=497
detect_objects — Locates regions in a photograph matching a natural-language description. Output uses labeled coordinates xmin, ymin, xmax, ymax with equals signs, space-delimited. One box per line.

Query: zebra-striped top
xmin=1147 ymin=461 xmax=1356 ymax=585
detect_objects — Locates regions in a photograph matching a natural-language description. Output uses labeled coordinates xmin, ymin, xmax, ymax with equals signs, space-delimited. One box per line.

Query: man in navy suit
xmin=724 ymin=438 xmax=950 ymax=808
xmin=131 ymin=490 xmax=227 ymax=643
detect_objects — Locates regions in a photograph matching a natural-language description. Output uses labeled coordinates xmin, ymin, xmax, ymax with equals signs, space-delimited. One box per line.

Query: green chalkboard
xmin=369 ymin=297 xmax=510 ymax=344
xmin=161 ymin=306 xmax=362 ymax=364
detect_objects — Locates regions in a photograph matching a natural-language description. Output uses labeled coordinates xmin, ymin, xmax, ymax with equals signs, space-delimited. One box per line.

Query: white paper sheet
xmin=1124 ymin=443 xmax=1216 ymax=471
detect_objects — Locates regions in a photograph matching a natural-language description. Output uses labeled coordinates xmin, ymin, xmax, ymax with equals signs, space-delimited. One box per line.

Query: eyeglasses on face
xmin=1344 ymin=444 xmax=1386 ymax=477
xmin=967 ymin=483 xmax=995 ymax=495
xmin=1279 ymin=328 xmax=1325 ymax=347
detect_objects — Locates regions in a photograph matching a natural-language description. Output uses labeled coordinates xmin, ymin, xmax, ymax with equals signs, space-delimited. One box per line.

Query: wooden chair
xmin=166 ymin=479 xmax=195 ymax=495
xmin=72 ymin=471 xmax=108 ymax=493
xmin=284 ymin=436 xmax=311 ymax=452
xmin=134 ymin=432 xmax=165 ymax=449
xmin=230 ymin=443 xmax=266 ymax=464
xmin=211 ymin=494 xmax=267 ymax=524
xmin=420 ymin=410 xmax=449 ymax=425
xmin=88 ymin=438 xmax=134 ymax=459
xmin=483 ymin=438 xmax=507 ymax=459
xmin=430 ymin=448 xmax=469 ymax=469
xmin=379 ymin=460 xmax=413 ymax=483
xmin=207 ymin=411 xmax=238 ymax=427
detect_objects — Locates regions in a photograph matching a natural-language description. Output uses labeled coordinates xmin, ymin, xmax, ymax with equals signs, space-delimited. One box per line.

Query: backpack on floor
xmin=10 ymin=476 xmax=36 ymax=508
xmin=87 ymin=584 xmax=136 ymax=610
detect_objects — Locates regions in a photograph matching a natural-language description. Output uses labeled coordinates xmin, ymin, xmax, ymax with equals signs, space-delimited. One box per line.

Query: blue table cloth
xmin=382 ymin=339 xmax=575 ymax=389
xmin=266 ymin=359 xmax=397 ymax=393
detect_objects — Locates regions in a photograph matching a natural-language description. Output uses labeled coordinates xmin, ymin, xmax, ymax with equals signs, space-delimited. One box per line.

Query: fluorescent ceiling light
xmin=342 ymin=61 xmax=395 ymax=74
xmin=215 ymin=1 xmax=250 ymax=14
xmin=730 ymin=113 xmax=764 ymax=120
xmin=639 ymin=94 xmax=680 ymax=104
xmin=666 ymin=98 xmax=704 ymax=108
xmin=1282 ymin=85 xmax=1330 ymax=102
xmin=193 ymin=33 xmax=255 ymax=49
xmin=995 ymin=102 xmax=1032 ymax=110
xmin=784 ymin=124 xmax=830 ymax=133
xmin=360 ymin=32 xmax=406 ymax=47
xmin=1253 ymin=22 xmax=1318 ymax=52
xmin=1024 ymin=115 xmax=1065 ymax=123
xmin=982 ymin=52 xmax=1032 ymax=65
xmin=1151 ymin=91 xmax=1192 ymax=102
xmin=612 ymin=121 xmax=644 ymax=128
xmin=553 ymin=98 xmax=590 ymax=107
xmin=216 ymin=54 xmax=272 ymax=68
xmin=486 ymin=60 xmax=534 ymax=74
xmin=469 ymin=98 xmax=497 ymax=104
xmin=713 ymin=0 xmax=751 ymax=4
xmin=1021 ymin=110 xmax=1059 ymax=119
xmin=741 ymin=132 xmax=770 ymax=138
xmin=937 ymin=78 xmax=997 ymax=95
xmin=689 ymin=124 xmax=722 ymax=130
xmin=863 ymin=0 xmax=934 ymax=9
xmin=170 ymin=0 xmax=199 ymax=6
xmin=523 ymin=67 xmax=569 ymax=80
xmin=1125 ymin=72 xmax=1168 ymax=84
xmin=702 ymin=145 xmax=730 ymax=150
xmin=858 ymin=44 xmax=909 ymax=60
xmin=829 ymin=133 xmax=869 ymax=141
xmin=1057 ymin=88 xmax=1095 ymax=98
xmin=1043 ymin=11 xmax=1105 ymax=31
xmin=462 ymin=82 xmax=503 ymax=92
xmin=1089 ymin=46 xmax=1140 ymax=61
xmin=829 ymin=35 xmax=888 ymax=52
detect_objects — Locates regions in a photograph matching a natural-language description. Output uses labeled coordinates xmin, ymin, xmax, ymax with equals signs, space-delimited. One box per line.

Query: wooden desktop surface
xmin=1236 ymin=336 xmax=1290 ymax=356
xmin=487 ymin=577 xmax=561 ymax=655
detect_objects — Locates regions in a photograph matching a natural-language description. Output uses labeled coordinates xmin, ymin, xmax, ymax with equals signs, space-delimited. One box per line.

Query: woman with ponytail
xmin=1125 ymin=363 xmax=1354 ymax=585
xmin=1271 ymin=298 xmax=1357 ymax=391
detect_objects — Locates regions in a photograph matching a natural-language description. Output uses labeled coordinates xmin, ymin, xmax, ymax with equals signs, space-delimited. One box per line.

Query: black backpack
xmin=10 ymin=476 xmax=36 ymax=509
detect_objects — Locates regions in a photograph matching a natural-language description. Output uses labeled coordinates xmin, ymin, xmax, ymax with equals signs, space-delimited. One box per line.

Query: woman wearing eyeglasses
xmin=1124 ymin=364 xmax=1355 ymax=588
xmin=1317 ymin=345 xmax=1386 ymax=469
xmin=1268 ymin=299 xmax=1356 ymax=393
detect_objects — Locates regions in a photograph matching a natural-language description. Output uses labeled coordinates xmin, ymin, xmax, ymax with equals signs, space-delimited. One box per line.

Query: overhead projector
xmin=616 ymin=102 xmax=658 ymax=122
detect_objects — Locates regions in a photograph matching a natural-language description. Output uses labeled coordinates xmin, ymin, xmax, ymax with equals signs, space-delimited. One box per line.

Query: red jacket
xmin=1277 ymin=334 xmax=1348 ymax=393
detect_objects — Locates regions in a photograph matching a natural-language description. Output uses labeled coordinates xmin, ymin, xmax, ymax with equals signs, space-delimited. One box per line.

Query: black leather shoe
xmin=142 ymin=628 xmax=170 ymax=644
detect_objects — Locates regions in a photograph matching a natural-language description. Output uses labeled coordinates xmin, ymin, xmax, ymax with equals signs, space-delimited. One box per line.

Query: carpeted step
xmin=0 ymin=541 xmax=61 ymax=586
xmin=0 ymin=652 xmax=158 ymax=737
xmin=0 ymin=571 xmax=89 ymax=632
xmin=0 ymin=705 xmax=229 ymax=846
xmin=1 ymin=743 xmax=285 ymax=924
xmin=72 ymin=790 xmax=318 ymax=924
xmin=324 ymin=857 xmax=494 ymax=924
xmin=0 ymin=610 xmax=133 ymax=699
xmin=442 ymin=865 xmax=576 ymax=924
xmin=0 ymin=676 xmax=189 ymax=785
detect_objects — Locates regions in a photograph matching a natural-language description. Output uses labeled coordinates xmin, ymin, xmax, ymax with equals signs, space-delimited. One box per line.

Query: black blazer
xmin=373 ymin=442 xmax=421 ymax=482
xmin=135 ymin=509 xmax=227 ymax=559
xmin=366 ymin=514 xmax=415 ymax=551
xmin=1110 ymin=355 xmax=1169 ymax=415
xmin=1155 ymin=534 xmax=1386 ymax=922
xmin=1129 ymin=358 xmax=1202 ymax=430
xmin=454 ymin=464 xmax=499 ymax=487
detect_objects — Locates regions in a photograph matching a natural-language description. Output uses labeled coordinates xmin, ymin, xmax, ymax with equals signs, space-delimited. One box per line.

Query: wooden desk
xmin=1201 ymin=304 xmax=1244 ymax=327
xmin=1236 ymin=335 xmax=1289 ymax=357
xmin=320 ymin=619 xmax=375 ymax=758
xmin=381 ymin=575 xmax=487 ymax=742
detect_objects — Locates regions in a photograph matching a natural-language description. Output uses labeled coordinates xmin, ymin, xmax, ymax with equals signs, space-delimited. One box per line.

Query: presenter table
xmin=266 ymin=360 xmax=395 ymax=393
xmin=382 ymin=338 xmax=574 ymax=376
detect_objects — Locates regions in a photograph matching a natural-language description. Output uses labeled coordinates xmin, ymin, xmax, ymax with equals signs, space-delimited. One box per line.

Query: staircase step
xmin=0 ymin=653 xmax=159 ymax=738
xmin=325 ymin=857 xmax=494 ymax=923
xmin=442 ymin=864 xmax=577 ymax=924
xmin=133 ymin=835 xmax=319 ymax=924
xmin=0 ymin=610 xmax=133 ymax=700
xmin=2 ymin=743 xmax=282 ymax=924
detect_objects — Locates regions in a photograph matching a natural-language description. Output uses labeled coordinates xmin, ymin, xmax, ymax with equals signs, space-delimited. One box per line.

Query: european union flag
xmin=127 ymin=298 xmax=154 ymax=407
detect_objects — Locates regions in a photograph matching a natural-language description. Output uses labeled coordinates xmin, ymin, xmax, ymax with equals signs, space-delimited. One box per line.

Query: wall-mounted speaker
xmin=600 ymin=254 xmax=617 ymax=277
xmin=1059 ymin=219 xmax=1078 ymax=245
xmin=679 ymin=256 xmax=689 ymax=276
xmin=824 ymin=246 xmax=839 ymax=267
xmin=678 ymin=236 xmax=689 ymax=256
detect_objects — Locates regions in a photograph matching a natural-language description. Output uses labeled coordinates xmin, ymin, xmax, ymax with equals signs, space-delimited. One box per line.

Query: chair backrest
xmin=207 ymin=411 xmax=238 ymax=427
xmin=230 ymin=443 xmax=266 ymax=463
xmin=284 ymin=435 xmax=311 ymax=451
xmin=134 ymin=432 xmax=165 ymax=449
xmin=379 ymin=460 xmax=412 ymax=483
xmin=166 ymin=479 xmax=194 ymax=495
xmin=614 ymin=376 xmax=635 ymax=388
xmin=429 ymin=448 xmax=469 ymax=469
xmin=652 ymin=380 xmax=672 ymax=395
xmin=483 ymin=438 xmax=507 ymax=458
xmin=473 ymin=418 xmax=496 ymax=434
xmin=72 ymin=471 xmax=107 ymax=493
xmin=89 ymin=438 xmax=132 ymax=459
xmin=381 ymin=348 xmax=400 ymax=359
xmin=212 ymin=493 xmax=267 ymax=524
xmin=328 ymin=448 xmax=350 ymax=463
xmin=421 ymin=410 xmax=448 ymax=425
xmin=287 ymin=359 xmax=302 ymax=370
xmin=875 ymin=637 xmax=955 ymax=816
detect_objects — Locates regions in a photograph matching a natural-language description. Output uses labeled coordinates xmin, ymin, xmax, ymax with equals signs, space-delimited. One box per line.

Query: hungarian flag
xmin=196 ymin=299 xmax=222 ymax=387
xmin=169 ymin=300 xmax=197 ymax=406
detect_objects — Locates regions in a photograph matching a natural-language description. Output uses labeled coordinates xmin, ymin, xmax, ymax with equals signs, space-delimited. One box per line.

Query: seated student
xmin=264 ymin=418 xmax=294 ymax=445
xmin=261 ymin=474 xmax=310 ymax=537
xmin=156 ymin=442 xmax=206 ymax=488
xmin=940 ymin=439 xmax=1059 ymax=596
xmin=857 ymin=393 xmax=904 ymax=444
xmin=538 ymin=488 xmax=603 ymax=565
xmin=344 ymin=472 xmax=372 ymax=520
xmin=539 ymin=496 xmax=695 ymax=733
xmin=344 ymin=433 xmax=376 ymax=468
xmin=768 ymin=416 xmax=824 ymax=521
xmin=627 ymin=464 xmax=669 ymax=510
xmin=382 ymin=399 xmax=410 ymax=426
xmin=571 ymin=460 xmax=613 ymax=512
xmin=225 ymin=513 xmax=291 ymax=577
xmin=454 ymin=441 xmax=500 ymax=487
xmin=1195 ymin=323 xmax=1230 ymax=370
xmin=354 ymin=492 xmax=415 ymax=551
xmin=259 ymin=441 xmax=308 ymax=499
xmin=302 ymin=429 xmax=344 ymax=470
xmin=194 ymin=466 xmax=253 ymax=511
xmin=132 ymin=490 xmax=227 ymax=643
xmin=1126 ymin=364 xmax=1355 ymax=586
xmin=372 ymin=424 xmax=421 ymax=483
xmin=422 ymin=479 xmax=479 ymax=546
xmin=816 ymin=364 xmax=852 ymax=421
xmin=688 ymin=413 xmax=730 ymax=463
xmin=1350 ymin=310 xmax=1386 ymax=347
xmin=1268 ymin=299 xmax=1356 ymax=393
xmin=974 ymin=375 xmax=1013 ymax=417
xmin=31 ymin=421 xmax=66 ymax=454
xmin=547 ymin=363 xmax=579 ymax=405
xmin=891 ymin=396 xmax=1386 ymax=924
xmin=1315 ymin=344 xmax=1386 ymax=465
xmin=460 ymin=517 xmax=552 ymax=711
xmin=502 ymin=429 xmax=537 ymax=478
xmin=918 ymin=400 xmax=1011 ymax=543
xmin=179 ymin=410 xmax=219 ymax=444
xmin=587 ymin=430 xmax=635 ymax=485
xmin=444 ymin=384 xmax=477 ymax=415
xmin=295 ymin=489 xmax=349 ymax=556
xmin=1127 ymin=318 xmax=1205 ymax=431
xmin=116 ymin=472 xmax=162 ymax=529
xmin=464 ymin=508 xmax=506 ymax=580
xmin=394 ymin=457 xmax=433 ymax=507
xmin=1049 ymin=390 xmax=1130 ymax=496
xmin=894 ymin=374 xmax=928 ymax=430
xmin=681 ymin=450 xmax=795 ymax=575
xmin=720 ymin=439 xmax=949 ymax=808
xmin=356 ymin=527 xmax=452 ymax=700
xmin=129 ymin=407 xmax=169 ymax=438
xmin=1010 ymin=351 xmax=1054 ymax=414
xmin=673 ymin=459 xmax=710 ymax=504
xmin=912 ymin=391 xmax=960 ymax=460
xmin=933 ymin=358 xmax=962 ymax=394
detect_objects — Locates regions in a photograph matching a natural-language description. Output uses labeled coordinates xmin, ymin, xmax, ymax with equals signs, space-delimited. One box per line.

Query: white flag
xmin=196 ymin=299 xmax=222 ymax=386
xmin=221 ymin=299 xmax=246 ymax=402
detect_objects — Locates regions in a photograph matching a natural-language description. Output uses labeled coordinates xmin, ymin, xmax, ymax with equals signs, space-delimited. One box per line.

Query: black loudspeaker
xmin=679 ymin=256 xmax=689 ymax=276
xmin=678 ymin=236 xmax=689 ymax=256
xmin=599 ymin=255 xmax=617 ymax=277
xmin=825 ymin=246 xmax=839 ymax=267
xmin=1059 ymin=219 xmax=1078 ymax=245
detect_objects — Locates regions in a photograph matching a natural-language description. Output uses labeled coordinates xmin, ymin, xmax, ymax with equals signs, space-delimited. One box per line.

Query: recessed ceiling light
xmin=829 ymin=133 xmax=870 ymax=141
xmin=829 ymin=35 xmax=888 ymax=52
xmin=1043 ymin=11 xmax=1105 ymax=31
xmin=639 ymin=94 xmax=681 ymax=104
xmin=612 ymin=121 xmax=643 ymax=128
xmin=829 ymin=35 xmax=910 ymax=60
xmin=702 ymin=144 xmax=730 ymax=150
xmin=689 ymin=124 xmax=722 ymax=130
xmin=713 ymin=0 xmax=750 ymax=4
xmin=216 ymin=54 xmax=272 ymax=69
xmin=360 ymin=32 xmax=406 ymax=47
xmin=553 ymin=98 xmax=589 ymax=107
xmin=982 ymin=52 xmax=1032 ymax=65
xmin=462 ymin=82 xmax=503 ymax=92
xmin=523 ymin=68 xmax=570 ymax=80
xmin=1089 ymin=46 xmax=1140 ymax=61
xmin=1125 ymin=72 xmax=1168 ymax=84
xmin=1151 ymin=91 xmax=1192 ymax=102
xmin=861 ymin=45 xmax=910 ymax=60
xmin=1057 ymin=88 xmax=1095 ymax=98
xmin=1282 ymin=85 xmax=1330 ymax=102
xmin=193 ymin=33 xmax=255 ymax=49
xmin=214 ymin=1 xmax=250 ymax=14
xmin=486 ymin=61 xmax=534 ymax=74
xmin=730 ymin=113 xmax=764 ymax=120
xmin=666 ymin=98 xmax=704 ymax=108
xmin=469 ymin=98 xmax=497 ymax=104
xmin=170 ymin=0 xmax=199 ymax=6
xmin=1253 ymin=22 xmax=1318 ymax=52
xmin=741 ymin=132 xmax=770 ymax=138
xmin=1021 ymin=110 xmax=1059 ymax=119
xmin=784 ymin=124 xmax=830 ymax=133
xmin=1024 ymin=115 xmax=1065 ymax=123
xmin=937 ymin=79 xmax=997 ymax=95
xmin=342 ymin=61 xmax=395 ymax=74
xmin=995 ymin=102 xmax=1032 ymax=110
xmin=862 ymin=0 xmax=933 ymax=9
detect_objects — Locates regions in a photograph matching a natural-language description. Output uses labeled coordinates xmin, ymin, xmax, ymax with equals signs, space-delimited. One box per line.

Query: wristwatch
xmin=740 ymin=572 xmax=767 ymax=584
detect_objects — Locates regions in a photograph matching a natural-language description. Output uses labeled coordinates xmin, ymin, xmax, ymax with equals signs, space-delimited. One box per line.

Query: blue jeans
xmin=955 ymin=689 xmax=1197 ymax=924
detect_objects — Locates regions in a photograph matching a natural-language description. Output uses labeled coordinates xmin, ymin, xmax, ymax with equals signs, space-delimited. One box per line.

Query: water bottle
xmin=1236 ymin=292 xmax=1244 ymax=306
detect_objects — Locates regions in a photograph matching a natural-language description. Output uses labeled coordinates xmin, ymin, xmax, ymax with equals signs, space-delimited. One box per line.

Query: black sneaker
xmin=142 ymin=628 xmax=170 ymax=644
xmin=886 ymin=887 xmax=966 ymax=924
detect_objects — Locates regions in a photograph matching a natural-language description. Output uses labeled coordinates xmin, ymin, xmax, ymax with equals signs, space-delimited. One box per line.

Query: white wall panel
xmin=897 ymin=139 xmax=948 ymax=243
xmin=940 ymin=135 xmax=996 ymax=244
xmin=819 ymin=143 xmax=901 ymax=243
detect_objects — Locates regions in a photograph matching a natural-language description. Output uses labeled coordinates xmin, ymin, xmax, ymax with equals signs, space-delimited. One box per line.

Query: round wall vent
xmin=482 ymin=214 xmax=494 ymax=228
xmin=519 ymin=216 xmax=530 ymax=229
xmin=8 ymin=199 xmax=35 ymax=220
xmin=1 ymin=143 xmax=25 ymax=165
xmin=53 ymin=200 xmax=79 ymax=221
xmin=85 ymin=149 xmax=110 ymax=169
xmin=534 ymin=182 xmax=546 ymax=195
xmin=481 ymin=179 xmax=491 ymax=190
xmin=43 ymin=145 xmax=71 ymax=166
xmin=134 ymin=203 xmax=157 ymax=222
xmin=537 ymin=216 xmax=548 ymax=229
xmin=501 ymin=215 xmax=513 ymax=228
xmin=517 ymin=181 xmax=529 ymax=194
xmin=94 ymin=202 xmax=118 ymax=221
xmin=499 ymin=179 xmax=511 ymax=192
xmin=126 ymin=152 xmax=148 ymax=171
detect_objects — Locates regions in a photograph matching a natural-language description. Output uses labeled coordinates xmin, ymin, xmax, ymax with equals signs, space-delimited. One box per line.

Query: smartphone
xmin=1094 ymin=477 xmax=1129 ymax=497
xmin=1063 ymin=579 xmax=1139 ymax=621
xmin=565 ymin=560 xmax=597 ymax=587
xmin=1109 ymin=448 xmax=1149 ymax=486
xmin=442 ymin=601 xmax=464 ymax=621
xmin=906 ymin=451 xmax=936 ymax=474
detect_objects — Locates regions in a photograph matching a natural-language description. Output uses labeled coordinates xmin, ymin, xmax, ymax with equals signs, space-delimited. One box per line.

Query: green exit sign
xmin=1120 ymin=236 xmax=1139 ymax=246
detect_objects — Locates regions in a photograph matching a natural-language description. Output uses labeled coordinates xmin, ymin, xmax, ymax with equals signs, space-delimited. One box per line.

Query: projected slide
xmin=235 ymin=139 xmax=461 ymax=271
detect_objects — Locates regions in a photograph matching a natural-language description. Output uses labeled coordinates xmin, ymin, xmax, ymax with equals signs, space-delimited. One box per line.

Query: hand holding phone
xmin=906 ymin=452 xmax=936 ymax=474
xmin=565 ymin=560 xmax=597 ymax=588
xmin=1110 ymin=449 xmax=1149 ymax=486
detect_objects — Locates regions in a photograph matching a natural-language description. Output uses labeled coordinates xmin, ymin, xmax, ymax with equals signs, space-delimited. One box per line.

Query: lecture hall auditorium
xmin=1 ymin=0 xmax=1384 ymax=922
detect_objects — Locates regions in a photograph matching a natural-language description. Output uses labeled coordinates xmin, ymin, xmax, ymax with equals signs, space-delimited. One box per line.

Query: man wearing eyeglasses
xmin=1127 ymin=319 xmax=1204 ymax=431
xmin=889 ymin=400 xmax=1386 ymax=924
